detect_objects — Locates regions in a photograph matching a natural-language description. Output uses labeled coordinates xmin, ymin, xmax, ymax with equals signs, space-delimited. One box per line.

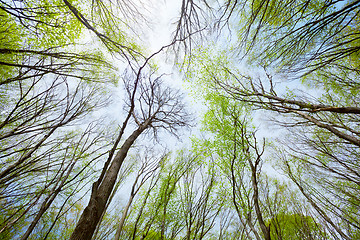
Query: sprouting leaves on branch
xmin=1 ymin=0 xmax=359 ymax=239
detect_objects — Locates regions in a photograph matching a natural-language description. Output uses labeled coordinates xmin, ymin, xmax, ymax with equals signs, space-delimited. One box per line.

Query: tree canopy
xmin=0 ymin=0 xmax=359 ymax=239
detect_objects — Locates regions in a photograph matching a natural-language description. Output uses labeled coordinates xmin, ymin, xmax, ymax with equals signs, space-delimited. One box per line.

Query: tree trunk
xmin=69 ymin=126 xmax=146 ymax=240
xmin=114 ymin=194 xmax=134 ymax=240
xmin=249 ymin=159 xmax=271 ymax=240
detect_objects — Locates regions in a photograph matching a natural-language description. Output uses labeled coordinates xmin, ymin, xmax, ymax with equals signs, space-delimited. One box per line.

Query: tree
xmin=190 ymin=91 xmax=271 ymax=239
xmin=181 ymin=0 xmax=360 ymax=237
xmin=113 ymin=148 xmax=166 ymax=240
xmin=0 ymin=0 xmax=135 ymax=238
xmin=69 ymin=70 xmax=191 ymax=239
xmin=117 ymin=150 xmax=226 ymax=240
xmin=91 ymin=148 xmax=136 ymax=240
xmin=210 ymin=54 xmax=360 ymax=239
xmin=3 ymin=0 xmax=359 ymax=238
xmin=117 ymin=151 xmax=191 ymax=240
xmin=1 ymin=0 xmax=193 ymax=238
xmin=181 ymin=0 xmax=360 ymax=75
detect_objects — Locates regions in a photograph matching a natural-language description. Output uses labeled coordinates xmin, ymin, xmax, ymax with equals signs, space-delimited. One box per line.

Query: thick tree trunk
xmin=69 ymin=126 xmax=146 ymax=240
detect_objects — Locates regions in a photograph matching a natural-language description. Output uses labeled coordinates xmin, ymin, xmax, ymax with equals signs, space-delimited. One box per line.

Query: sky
xmin=108 ymin=0 xmax=198 ymax=206
xmin=106 ymin=0 xmax=298 ymax=206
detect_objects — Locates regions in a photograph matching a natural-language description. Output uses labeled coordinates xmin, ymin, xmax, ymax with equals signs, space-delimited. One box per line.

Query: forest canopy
xmin=0 ymin=0 xmax=359 ymax=239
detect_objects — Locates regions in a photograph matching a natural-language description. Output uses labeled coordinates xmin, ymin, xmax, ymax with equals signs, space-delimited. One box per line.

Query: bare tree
xmin=69 ymin=70 xmax=191 ymax=239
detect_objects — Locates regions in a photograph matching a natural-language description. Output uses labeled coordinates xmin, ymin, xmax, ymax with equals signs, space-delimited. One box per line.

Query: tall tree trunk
xmin=249 ymin=158 xmax=271 ymax=240
xmin=114 ymin=194 xmax=134 ymax=240
xmin=69 ymin=125 xmax=147 ymax=240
